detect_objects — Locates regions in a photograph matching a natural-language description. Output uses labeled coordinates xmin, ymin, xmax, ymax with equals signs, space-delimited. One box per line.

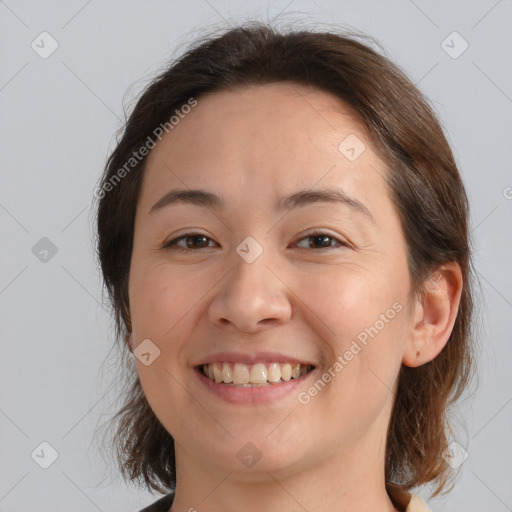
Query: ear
xmin=403 ymin=262 xmax=463 ymax=367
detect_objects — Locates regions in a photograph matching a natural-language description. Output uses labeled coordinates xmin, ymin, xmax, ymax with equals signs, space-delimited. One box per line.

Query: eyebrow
xmin=149 ymin=187 xmax=374 ymax=223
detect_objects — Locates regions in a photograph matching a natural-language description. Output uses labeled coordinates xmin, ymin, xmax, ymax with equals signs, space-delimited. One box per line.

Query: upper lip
xmin=193 ymin=351 xmax=316 ymax=367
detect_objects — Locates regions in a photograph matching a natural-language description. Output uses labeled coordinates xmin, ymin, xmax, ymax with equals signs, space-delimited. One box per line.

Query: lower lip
xmin=195 ymin=368 xmax=314 ymax=404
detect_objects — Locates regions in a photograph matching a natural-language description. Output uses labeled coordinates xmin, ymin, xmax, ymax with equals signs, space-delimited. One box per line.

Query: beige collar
xmin=406 ymin=494 xmax=432 ymax=512
xmin=387 ymin=483 xmax=432 ymax=512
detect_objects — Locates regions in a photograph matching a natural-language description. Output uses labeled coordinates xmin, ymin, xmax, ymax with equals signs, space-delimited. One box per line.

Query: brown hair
xmin=95 ymin=21 xmax=475 ymax=498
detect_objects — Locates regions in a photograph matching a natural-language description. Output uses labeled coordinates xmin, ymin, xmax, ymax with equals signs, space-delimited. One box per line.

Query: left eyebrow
xmin=275 ymin=188 xmax=374 ymax=223
xmin=149 ymin=187 xmax=375 ymax=224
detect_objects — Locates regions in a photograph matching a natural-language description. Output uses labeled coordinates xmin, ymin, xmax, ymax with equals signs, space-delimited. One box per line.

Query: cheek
xmin=293 ymin=265 xmax=405 ymax=349
xmin=291 ymin=266 xmax=407 ymax=411
xmin=129 ymin=260 xmax=203 ymax=341
xmin=296 ymin=278 xmax=406 ymax=448
xmin=128 ymin=261 xmax=209 ymax=432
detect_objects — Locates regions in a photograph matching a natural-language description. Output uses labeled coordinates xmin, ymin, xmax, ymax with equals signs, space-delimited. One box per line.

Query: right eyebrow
xmin=149 ymin=189 xmax=224 ymax=214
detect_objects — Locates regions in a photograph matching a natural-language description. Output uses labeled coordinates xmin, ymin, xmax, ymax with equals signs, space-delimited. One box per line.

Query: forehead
xmin=140 ymin=82 xmax=389 ymax=214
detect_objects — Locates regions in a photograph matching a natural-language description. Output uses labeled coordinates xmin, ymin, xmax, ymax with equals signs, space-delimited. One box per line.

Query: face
xmin=128 ymin=83 xmax=414 ymax=481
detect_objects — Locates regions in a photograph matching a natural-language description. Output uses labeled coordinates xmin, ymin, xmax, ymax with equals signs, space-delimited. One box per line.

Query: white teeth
xmin=267 ymin=362 xmax=281 ymax=383
xmin=221 ymin=362 xmax=233 ymax=383
xmin=249 ymin=363 xmax=267 ymax=384
xmin=212 ymin=363 xmax=222 ymax=383
xmin=233 ymin=363 xmax=250 ymax=385
xmin=201 ymin=361 xmax=312 ymax=386
xmin=281 ymin=363 xmax=292 ymax=381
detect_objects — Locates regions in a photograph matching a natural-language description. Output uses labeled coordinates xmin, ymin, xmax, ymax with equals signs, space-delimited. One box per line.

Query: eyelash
xmin=162 ymin=229 xmax=349 ymax=252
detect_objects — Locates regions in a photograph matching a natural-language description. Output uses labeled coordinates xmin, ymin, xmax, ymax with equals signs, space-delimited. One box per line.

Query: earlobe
xmin=403 ymin=262 xmax=463 ymax=368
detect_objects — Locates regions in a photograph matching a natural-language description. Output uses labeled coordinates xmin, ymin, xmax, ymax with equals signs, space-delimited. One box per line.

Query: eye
xmin=162 ymin=229 xmax=349 ymax=252
xmin=163 ymin=232 xmax=217 ymax=251
xmin=294 ymin=230 xmax=348 ymax=250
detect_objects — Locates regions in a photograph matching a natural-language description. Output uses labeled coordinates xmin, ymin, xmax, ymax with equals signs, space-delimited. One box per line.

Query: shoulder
xmin=138 ymin=492 xmax=175 ymax=512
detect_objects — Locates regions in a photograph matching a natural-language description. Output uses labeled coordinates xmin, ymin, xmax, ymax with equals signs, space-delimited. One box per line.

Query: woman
xmin=95 ymin=22 xmax=474 ymax=512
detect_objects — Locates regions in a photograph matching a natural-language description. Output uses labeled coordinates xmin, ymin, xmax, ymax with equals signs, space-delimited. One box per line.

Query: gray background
xmin=1 ymin=1 xmax=511 ymax=511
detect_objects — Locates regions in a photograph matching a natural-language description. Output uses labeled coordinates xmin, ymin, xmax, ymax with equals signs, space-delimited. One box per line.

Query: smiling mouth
xmin=199 ymin=362 xmax=315 ymax=387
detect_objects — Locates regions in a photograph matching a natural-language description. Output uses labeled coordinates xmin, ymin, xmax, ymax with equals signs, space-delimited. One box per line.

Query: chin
xmin=208 ymin=436 xmax=309 ymax=479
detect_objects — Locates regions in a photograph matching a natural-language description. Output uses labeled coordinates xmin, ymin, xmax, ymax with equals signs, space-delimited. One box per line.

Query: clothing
xmin=408 ymin=494 xmax=433 ymax=512
xmin=138 ymin=493 xmax=173 ymax=512
xmin=138 ymin=490 xmax=432 ymax=512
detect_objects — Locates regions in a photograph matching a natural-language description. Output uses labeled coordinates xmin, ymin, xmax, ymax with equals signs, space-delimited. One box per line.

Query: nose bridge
xmin=208 ymin=234 xmax=292 ymax=332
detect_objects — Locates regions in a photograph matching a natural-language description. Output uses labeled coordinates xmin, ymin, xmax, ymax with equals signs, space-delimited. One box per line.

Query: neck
xmin=170 ymin=430 xmax=401 ymax=512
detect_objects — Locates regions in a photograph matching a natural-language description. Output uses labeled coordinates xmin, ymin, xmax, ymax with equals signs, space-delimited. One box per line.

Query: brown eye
xmin=295 ymin=230 xmax=347 ymax=249
xmin=164 ymin=233 xmax=217 ymax=250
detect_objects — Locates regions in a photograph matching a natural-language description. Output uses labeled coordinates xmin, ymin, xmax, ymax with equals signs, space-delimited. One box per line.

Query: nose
xmin=207 ymin=247 xmax=292 ymax=334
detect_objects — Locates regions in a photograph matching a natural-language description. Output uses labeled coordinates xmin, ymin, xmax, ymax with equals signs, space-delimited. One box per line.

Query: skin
xmin=127 ymin=83 xmax=463 ymax=512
